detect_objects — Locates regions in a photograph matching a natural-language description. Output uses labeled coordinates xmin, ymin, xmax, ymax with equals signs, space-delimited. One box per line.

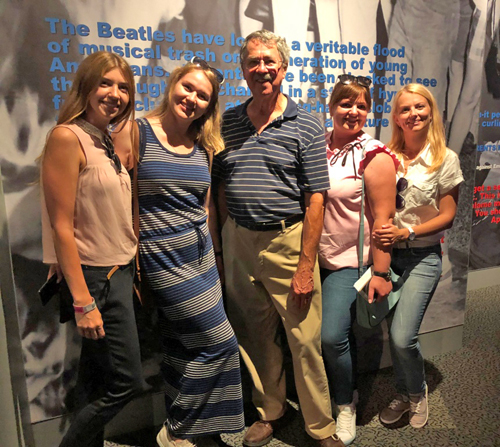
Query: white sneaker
xmin=335 ymin=402 xmax=356 ymax=446
xmin=409 ymin=384 xmax=429 ymax=429
xmin=157 ymin=425 xmax=196 ymax=447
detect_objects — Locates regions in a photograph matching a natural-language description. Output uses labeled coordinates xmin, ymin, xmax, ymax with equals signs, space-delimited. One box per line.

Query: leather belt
xmin=237 ymin=214 xmax=304 ymax=232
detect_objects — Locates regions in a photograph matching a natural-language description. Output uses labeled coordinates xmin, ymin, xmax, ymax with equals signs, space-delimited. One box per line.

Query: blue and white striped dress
xmin=136 ymin=118 xmax=244 ymax=438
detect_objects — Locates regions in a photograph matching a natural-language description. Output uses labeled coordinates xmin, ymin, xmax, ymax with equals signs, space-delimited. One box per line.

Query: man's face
xmin=242 ymin=39 xmax=286 ymax=98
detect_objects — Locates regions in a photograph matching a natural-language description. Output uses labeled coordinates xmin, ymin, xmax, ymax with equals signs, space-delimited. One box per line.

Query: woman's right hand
xmin=75 ymin=308 xmax=105 ymax=340
xmin=48 ymin=263 xmax=63 ymax=282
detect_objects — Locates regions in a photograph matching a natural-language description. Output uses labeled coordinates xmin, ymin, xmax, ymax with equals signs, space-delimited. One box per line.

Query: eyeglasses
xmin=75 ymin=118 xmax=122 ymax=173
xmin=244 ymin=58 xmax=283 ymax=71
xmin=396 ymin=177 xmax=408 ymax=210
xmin=338 ymin=74 xmax=372 ymax=88
xmin=190 ymin=56 xmax=224 ymax=85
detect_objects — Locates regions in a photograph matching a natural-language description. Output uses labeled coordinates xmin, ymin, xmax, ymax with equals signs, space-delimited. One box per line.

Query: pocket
xmin=406 ymin=181 xmax=436 ymax=208
xmin=82 ymin=266 xmax=114 ymax=309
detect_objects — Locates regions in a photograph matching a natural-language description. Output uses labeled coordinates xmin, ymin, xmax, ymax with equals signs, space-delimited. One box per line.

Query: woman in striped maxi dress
xmin=116 ymin=60 xmax=244 ymax=447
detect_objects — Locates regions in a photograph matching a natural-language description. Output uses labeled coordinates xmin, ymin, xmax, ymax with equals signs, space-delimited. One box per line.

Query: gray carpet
xmin=107 ymin=285 xmax=500 ymax=447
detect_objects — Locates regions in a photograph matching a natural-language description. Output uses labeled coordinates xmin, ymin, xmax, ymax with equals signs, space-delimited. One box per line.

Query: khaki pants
xmin=222 ymin=218 xmax=335 ymax=440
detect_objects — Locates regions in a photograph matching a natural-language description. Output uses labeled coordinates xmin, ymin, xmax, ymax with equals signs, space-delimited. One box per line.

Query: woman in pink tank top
xmin=41 ymin=52 xmax=146 ymax=447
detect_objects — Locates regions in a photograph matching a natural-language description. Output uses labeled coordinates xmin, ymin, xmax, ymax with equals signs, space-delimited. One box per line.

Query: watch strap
xmin=73 ymin=298 xmax=97 ymax=314
xmin=373 ymin=270 xmax=391 ymax=281
xmin=408 ymin=227 xmax=416 ymax=241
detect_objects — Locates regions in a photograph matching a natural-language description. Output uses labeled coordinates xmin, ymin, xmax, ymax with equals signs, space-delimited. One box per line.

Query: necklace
xmin=74 ymin=118 xmax=122 ymax=172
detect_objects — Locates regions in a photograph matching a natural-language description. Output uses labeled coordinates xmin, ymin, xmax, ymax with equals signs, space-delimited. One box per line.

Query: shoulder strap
xmin=136 ymin=118 xmax=147 ymax=163
xmin=132 ymin=120 xmax=142 ymax=282
xmin=208 ymin=150 xmax=214 ymax=174
xmin=358 ymin=137 xmax=374 ymax=278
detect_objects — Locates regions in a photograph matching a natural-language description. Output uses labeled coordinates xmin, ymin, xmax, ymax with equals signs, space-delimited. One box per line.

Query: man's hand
xmin=291 ymin=266 xmax=314 ymax=309
xmin=368 ymin=275 xmax=393 ymax=304
xmin=75 ymin=308 xmax=105 ymax=340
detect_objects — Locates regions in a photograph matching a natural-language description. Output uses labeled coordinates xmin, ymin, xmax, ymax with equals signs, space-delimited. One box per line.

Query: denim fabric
xmin=321 ymin=267 xmax=363 ymax=406
xmin=388 ymin=245 xmax=442 ymax=395
xmin=60 ymin=263 xmax=147 ymax=447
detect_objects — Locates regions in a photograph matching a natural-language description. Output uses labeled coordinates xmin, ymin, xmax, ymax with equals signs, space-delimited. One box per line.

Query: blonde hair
xmin=328 ymin=81 xmax=372 ymax=113
xmin=389 ymin=84 xmax=446 ymax=172
xmin=57 ymin=51 xmax=135 ymax=126
xmin=148 ymin=64 xmax=224 ymax=155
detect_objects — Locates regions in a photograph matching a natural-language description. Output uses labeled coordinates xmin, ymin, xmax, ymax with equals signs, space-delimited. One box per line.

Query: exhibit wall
xmin=1 ymin=0 xmax=499 ymax=443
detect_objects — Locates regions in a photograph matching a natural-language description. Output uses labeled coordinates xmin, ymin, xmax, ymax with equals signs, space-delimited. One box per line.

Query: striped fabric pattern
xmin=213 ymin=96 xmax=330 ymax=225
xmin=136 ymin=118 xmax=244 ymax=437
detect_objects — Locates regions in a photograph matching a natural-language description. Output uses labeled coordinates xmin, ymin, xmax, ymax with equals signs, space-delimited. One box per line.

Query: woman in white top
xmin=374 ymin=84 xmax=463 ymax=429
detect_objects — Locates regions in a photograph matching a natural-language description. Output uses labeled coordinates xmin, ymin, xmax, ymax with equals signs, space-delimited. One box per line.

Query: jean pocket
xmin=82 ymin=265 xmax=115 ymax=309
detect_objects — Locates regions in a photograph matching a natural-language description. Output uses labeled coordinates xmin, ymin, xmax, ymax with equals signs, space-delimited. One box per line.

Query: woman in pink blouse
xmin=318 ymin=75 xmax=398 ymax=446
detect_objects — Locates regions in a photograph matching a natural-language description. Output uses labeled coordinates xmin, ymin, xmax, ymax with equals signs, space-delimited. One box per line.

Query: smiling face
xmin=85 ymin=67 xmax=130 ymax=131
xmin=331 ymin=93 xmax=369 ymax=137
xmin=394 ymin=92 xmax=432 ymax=135
xmin=242 ymin=39 xmax=286 ymax=98
xmin=169 ymin=69 xmax=213 ymax=123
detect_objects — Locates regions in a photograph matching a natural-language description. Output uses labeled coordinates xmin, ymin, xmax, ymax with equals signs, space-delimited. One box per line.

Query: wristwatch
xmin=373 ymin=270 xmax=391 ymax=282
xmin=407 ymin=227 xmax=416 ymax=241
xmin=73 ymin=298 xmax=97 ymax=314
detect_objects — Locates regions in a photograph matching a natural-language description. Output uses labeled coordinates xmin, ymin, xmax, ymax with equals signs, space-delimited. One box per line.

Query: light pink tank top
xmin=42 ymin=123 xmax=137 ymax=266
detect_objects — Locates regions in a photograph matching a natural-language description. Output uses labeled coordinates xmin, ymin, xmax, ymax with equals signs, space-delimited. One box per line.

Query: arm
xmin=364 ymin=153 xmax=397 ymax=303
xmin=374 ymin=185 xmax=460 ymax=245
xmin=42 ymin=127 xmax=105 ymax=339
xmin=290 ymin=191 xmax=324 ymax=308
xmin=208 ymin=181 xmax=228 ymax=283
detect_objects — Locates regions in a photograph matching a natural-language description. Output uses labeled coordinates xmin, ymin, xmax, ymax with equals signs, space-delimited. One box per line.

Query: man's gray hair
xmin=240 ymin=29 xmax=290 ymax=70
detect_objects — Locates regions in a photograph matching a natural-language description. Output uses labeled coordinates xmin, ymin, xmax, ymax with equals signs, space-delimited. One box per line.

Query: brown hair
xmin=328 ymin=81 xmax=372 ymax=112
xmin=57 ymin=51 xmax=135 ymax=126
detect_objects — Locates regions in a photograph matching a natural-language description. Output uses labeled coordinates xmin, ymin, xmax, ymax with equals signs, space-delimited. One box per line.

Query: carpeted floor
xmin=107 ymin=285 xmax=500 ymax=447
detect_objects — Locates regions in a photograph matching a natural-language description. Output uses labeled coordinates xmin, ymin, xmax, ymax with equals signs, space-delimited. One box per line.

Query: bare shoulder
xmin=44 ymin=125 xmax=84 ymax=169
xmin=47 ymin=126 xmax=80 ymax=148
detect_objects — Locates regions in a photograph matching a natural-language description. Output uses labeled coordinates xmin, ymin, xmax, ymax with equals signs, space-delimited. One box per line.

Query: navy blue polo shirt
xmin=213 ymin=96 xmax=330 ymax=225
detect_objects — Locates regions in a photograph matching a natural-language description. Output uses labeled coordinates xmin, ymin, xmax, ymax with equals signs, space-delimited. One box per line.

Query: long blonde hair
xmin=57 ymin=51 xmax=135 ymax=126
xmin=148 ymin=64 xmax=224 ymax=155
xmin=389 ymin=84 xmax=446 ymax=172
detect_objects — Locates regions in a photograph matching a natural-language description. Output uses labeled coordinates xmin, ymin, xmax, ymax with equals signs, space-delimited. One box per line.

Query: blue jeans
xmin=388 ymin=245 xmax=442 ymax=395
xmin=60 ymin=263 xmax=147 ymax=447
xmin=321 ymin=267 xmax=362 ymax=406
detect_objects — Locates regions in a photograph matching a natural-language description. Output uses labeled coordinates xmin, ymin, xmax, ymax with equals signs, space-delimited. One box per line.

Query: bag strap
xmin=357 ymin=137 xmax=373 ymax=278
xmin=132 ymin=120 xmax=144 ymax=283
xmin=208 ymin=149 xmax=214 ymax=174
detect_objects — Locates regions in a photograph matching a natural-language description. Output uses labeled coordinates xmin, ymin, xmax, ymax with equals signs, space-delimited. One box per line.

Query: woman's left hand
xmin=368 ymin=275 xmax=393 ymax=304
xmin=373 ymin=224 xmax=407 ymax=246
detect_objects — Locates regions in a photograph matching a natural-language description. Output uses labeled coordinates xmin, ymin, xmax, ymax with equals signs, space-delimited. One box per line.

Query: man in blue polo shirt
xmin=212 ymin=30 xmax=343 ymax=447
